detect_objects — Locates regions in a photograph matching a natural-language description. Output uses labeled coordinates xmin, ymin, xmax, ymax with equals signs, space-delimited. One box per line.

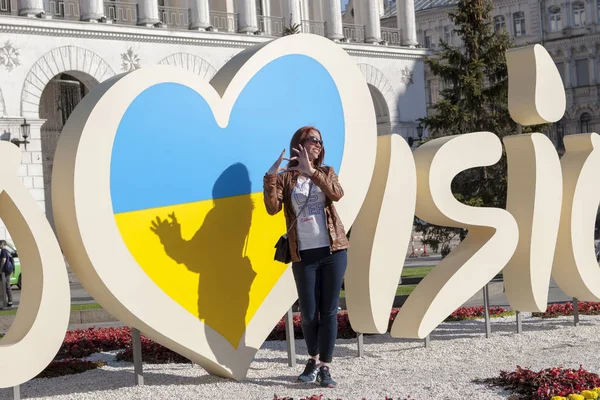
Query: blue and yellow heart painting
xmin=110 ymin=55 xmax=344 ymax=348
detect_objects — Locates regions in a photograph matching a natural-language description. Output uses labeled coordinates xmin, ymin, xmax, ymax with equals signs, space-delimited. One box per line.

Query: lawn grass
xmin=340 ymin=285 xmax=416 ymax=299
xmin=0 ymin=303 xmax=102 ymax=317
xmin=401 ymin=266 xmax=434 ymax=278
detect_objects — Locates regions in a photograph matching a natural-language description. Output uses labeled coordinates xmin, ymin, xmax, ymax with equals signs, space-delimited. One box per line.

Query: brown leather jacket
xmin=263 ymin=166 xmax=349 ymax=262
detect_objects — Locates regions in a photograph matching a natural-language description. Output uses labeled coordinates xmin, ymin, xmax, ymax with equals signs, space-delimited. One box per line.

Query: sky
xmin=341 ymin=0 xmax=349 ymax=11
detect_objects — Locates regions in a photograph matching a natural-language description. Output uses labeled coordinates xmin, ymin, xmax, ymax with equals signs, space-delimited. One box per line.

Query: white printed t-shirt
xmin=292 ymin=174 xmax=331 ymax=251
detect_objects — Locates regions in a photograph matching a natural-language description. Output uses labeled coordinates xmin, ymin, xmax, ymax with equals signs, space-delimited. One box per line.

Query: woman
xmin=263 ymin=126 xmax=349 ymax=388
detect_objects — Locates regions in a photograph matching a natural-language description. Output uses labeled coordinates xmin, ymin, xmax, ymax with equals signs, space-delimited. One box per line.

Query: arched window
xmin=549 ymin=6 xmax=562 ymax=32
xmin=573 ymin=1 xmax=586 ymax=27
xmin=513 ymin=12 xmax=526 ymax=36
xmin=580 ymin=112 xmax=592 ymax=133
xmin=494 ymin=15 xmax=506 ymax=32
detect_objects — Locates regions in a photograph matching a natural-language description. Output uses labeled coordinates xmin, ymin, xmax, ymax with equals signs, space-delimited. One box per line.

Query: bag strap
xmin=285 ymin=180 xmax=313 ymax=235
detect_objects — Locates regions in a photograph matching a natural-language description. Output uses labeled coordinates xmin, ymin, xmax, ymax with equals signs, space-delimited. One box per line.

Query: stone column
xmin=137 ymin=0 xmax=160 ymax=26
xmin=17 ymin=0 xmax=44 ymax=17
xmin=397 ymin=0 xmax=417 ymax=47
xmin=283 ymin=0 xmax=301 ymax=28
xmin=589 ymin=53 xmax=597 ymax=85
xmin=585 ymin=0 xmax=594 ymax=26
xmin=564 ymin=48 xmax=573 ymax=88
xmin=324 ymin=0 xmax=343 ymax=41
xmin=80 ymin=0 xmax=105 ymax=21
xmin=237 ymin=0 xmax=258 ymax=33
xmin=561 ymin=2 xmax=570 ymax=29
xmin=365 ymin=0 xmax=381 ymax=43
xmin=504 ymin=12 xmax=512 ymax=36
xmin=259 ymin=0 xmax=271 ymax=35
xmin=189 ymin=0 xmax=211 ymax=30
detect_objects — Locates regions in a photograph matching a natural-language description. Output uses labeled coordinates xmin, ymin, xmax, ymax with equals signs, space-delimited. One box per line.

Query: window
xmin=555 ymin=62 xmax=566 ymax=85
xmin=424 ymin=30 xmax=432 ymax=48
xmin=444 ymin=26 xmax=452 ymax=44
xmin=573 ymin=2 xmax=585 ymax=27
xmin=576 ymin=58 xmax=590 ymax=86
xmin=513 ymin=12 xmax=526 ymax=36
xmin=549 ymin=6 xmax=562 ymax=32
xmin=580 ymin=113 xmax=592 ymax=133
xmin=494 ymin=15 xmax=506 ymax=32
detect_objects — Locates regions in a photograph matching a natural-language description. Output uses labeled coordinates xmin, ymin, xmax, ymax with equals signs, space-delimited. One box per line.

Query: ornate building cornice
xmin=0 ymin=16 xmax=428 ymax=61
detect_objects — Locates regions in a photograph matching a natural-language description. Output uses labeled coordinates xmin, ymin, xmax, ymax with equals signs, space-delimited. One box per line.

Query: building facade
xmin=0 ymin=0 xmax=427 ymax=240
xmin=343 ymin=0 xmax=600 ymax=151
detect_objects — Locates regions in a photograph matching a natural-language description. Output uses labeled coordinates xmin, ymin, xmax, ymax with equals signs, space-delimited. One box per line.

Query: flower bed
xmin=56 ymin=326 xmax=132 ymax=360
xmin=446 ymin=306 xmax=513 ymax=321
xmin=36 ymin=359 xmax=106 ymax=379
xmin=475 ymin=366 xmax=600 ymax=400
xmin=532 ymin=302 xmax=600 ymax=319
xmin=116 ymin=335 xmax=190 ymax=364
xmin=273 ymin=396 xmax=412 ymax=400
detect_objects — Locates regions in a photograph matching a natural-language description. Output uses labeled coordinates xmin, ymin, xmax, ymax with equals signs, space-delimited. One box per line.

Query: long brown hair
xmin=288 ymin=126 xmax=325 ymax=169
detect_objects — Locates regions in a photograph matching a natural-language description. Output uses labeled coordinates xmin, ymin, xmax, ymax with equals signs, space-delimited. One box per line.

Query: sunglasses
xmin=304 ymin=137 xmax=323 ymax=146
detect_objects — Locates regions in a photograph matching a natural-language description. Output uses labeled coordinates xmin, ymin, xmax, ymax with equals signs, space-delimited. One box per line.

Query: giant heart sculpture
xmin=51 ymin=34 xmax=377 ymax=380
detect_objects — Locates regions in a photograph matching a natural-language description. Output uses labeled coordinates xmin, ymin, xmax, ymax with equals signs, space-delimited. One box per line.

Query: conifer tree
xmin=415 ymin=0 xmax=541 ymax=256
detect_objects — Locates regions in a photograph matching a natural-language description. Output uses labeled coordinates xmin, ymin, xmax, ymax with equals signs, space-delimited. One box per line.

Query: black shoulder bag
xmin=274 ymin=182 xmax=313 ymax=264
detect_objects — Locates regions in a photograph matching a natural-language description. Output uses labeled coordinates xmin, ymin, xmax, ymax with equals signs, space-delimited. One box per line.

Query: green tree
xmin=414 ymin=0 xmax=546 ymax=256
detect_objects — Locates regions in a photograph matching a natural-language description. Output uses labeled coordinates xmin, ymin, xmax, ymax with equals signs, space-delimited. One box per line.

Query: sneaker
xmin=317 ymin=365 xmax=337 ymax=388
xmin=6 ymin=303 xmax=12 ymax=307
xmin=297 ymin=358 xmax=318 ymax=383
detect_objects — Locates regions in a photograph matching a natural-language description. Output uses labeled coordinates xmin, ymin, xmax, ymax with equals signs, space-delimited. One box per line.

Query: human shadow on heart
xmin=150 ymin=162 xmax=257 ymax=371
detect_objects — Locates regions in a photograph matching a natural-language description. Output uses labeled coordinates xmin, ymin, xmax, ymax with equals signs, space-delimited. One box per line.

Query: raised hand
xmin=150 ymin=212 xmax=182 ymax=244
xmin=289 ymin=145 xmax=316 ymax=176
xmin=267 ymin=149 xmax=295 ymax=176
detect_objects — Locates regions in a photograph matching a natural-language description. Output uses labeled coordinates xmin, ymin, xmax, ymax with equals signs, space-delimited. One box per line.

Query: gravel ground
xmin=2 ymin=313 xmax=599 ymax=400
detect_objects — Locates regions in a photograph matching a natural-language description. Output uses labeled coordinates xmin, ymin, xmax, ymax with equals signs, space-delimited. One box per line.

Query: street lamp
xmin=11 ymin=119 xmax=30 ymax=150
xmin=416 ymin=123 xmax=424 ymax=141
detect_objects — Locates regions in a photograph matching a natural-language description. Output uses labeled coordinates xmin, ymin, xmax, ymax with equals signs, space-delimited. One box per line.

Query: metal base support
xmin=573 ymin=297 xmax=580 ymax=327
xmin=285 ymin=308 xmax=296 ymax=368
xmin=132 ymin=328 xmax=144 ymax=386
xmin=483 ymin=284 xmax=491 ymax=338
xmin=516 ymin=311 xmax=522 ymax=333
xmin=424 ymin=335 xmax=430 ymax=348
xmin=357 ymin=333 xmax=364 ymax=357
xmin=13 ymin=385 xmax=20 ymax=400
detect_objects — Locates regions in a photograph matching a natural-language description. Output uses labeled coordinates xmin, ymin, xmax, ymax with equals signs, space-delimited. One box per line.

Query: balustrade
xmin=44 ymin=0 xmax=79 ymax=20
xmin=342 ymin=23 xmax=365 ymax=42
xmin=258 ymin=15 xmax=283 ymax=36
xmin=211 ymin=10 xmax=237 ymax=32
xmin=158 ymin=5 xmax=188 ymax=30
xmin=301 ymin=19 xmax=325 ymax=36
xmin=104 ymin=0 xmax=137 ymax=25
xmin=381 ymin=27 xmax=401 ymax=45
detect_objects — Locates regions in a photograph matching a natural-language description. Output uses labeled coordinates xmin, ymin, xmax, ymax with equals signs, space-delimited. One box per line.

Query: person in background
xmin=0 ymin=240 xmax=13 ymax=308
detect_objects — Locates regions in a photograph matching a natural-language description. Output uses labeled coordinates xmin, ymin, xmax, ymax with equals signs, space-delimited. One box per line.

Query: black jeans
xmin=292 ymin=247 xmax=347 ymax=363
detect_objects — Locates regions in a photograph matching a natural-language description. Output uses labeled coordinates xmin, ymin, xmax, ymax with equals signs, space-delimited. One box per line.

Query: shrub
xmin=475 ymin=366 xmax=600 ymax=400
xmin=36 ymin=359 xmax=105 ymax=379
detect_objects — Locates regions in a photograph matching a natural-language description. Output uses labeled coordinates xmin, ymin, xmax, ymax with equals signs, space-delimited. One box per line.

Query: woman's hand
xmin=266 ymin=149 xmax=294 ymax=176
xmin=289 ymin=145 xmax=316 ymax=176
